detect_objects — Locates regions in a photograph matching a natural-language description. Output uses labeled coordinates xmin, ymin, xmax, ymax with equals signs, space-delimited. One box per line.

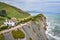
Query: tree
xmin=0 ymin=10 xmax=7 ymax=17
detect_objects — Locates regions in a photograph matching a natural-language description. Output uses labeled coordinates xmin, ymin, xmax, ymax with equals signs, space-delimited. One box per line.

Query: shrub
xmin=0 ymin=10 xmax=7 ymax=17
xmin=0 ymin=34 xmax=4 ymax=40
xmin=30 ymin=38 xmax=32 ymax=40
xmin=0 ymin=26 xmax=8 ymax=31
xmin=12 ymin=29 xmax=25 ymax=39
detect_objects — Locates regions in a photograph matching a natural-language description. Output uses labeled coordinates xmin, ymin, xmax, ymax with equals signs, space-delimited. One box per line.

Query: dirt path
xmin=0 ymin=23 xmax=27 ymax=34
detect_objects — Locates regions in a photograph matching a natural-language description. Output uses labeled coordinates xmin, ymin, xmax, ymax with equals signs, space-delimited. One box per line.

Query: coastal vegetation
xmin=0 ymin=2 xmax=30 ymax=18
xmin=12 ymin=29 xmax=25 ymax=39
xmin=0 ymin=34 xmax=4 ymax=40
xmin=0 ymin=2 xmax=30 ymax=24
xmin=30 ymin=38 xmax=32 ymax=40
xmin=0 ymin=16 xmax=5 ymax=24
xmin=0 ymin=26 xmax=8 ymax=31
xmin=17 ymin=14 xmax=45 ymax=25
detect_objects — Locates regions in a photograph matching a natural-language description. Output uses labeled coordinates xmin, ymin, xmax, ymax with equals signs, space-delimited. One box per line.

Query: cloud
xmin=1 ymin=0 xmax=60 ymax=4
xmin=0 ymin=0 xmax=60 ymax=13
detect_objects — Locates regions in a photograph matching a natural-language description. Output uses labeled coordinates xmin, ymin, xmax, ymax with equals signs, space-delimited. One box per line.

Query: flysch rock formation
xmin=0 ymin=14 xmax=48 ymax=40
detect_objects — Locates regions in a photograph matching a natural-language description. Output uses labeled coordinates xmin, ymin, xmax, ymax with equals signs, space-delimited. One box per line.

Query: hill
xmin=0 ymin=2 xmax=30 ymax=24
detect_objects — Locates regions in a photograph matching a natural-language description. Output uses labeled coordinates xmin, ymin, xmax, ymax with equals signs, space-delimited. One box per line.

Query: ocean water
xmin=44 ymin=13 xmax=60 ymax=40
xmin=29 ymin=13 xmax=60 ymax=40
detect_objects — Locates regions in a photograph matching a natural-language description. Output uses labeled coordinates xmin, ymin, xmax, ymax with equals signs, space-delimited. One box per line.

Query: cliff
xmin=0 ymin=14 xmax=48 ymax=40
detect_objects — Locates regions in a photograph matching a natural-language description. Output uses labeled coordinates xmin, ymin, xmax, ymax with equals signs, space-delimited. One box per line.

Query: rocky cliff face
xmin=0 ymin=14 xmax=48 ymax=40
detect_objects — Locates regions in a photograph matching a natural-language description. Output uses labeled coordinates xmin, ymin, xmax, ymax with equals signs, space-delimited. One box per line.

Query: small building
xmin=4 ymin=18 xmax=16 ymax=27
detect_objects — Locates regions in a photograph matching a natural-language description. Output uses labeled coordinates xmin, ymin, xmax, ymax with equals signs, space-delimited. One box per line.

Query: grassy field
xmin=0 ymin=2 xmax=30 ymax=18
xmin=12 ymin=29 xmax=25 ymax=39
xmin=0 ymin=2 xmax=30 ymax=24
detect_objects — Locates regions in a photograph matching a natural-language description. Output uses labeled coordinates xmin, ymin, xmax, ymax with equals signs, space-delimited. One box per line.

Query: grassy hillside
xmin=0 ymin=2 xmax=30 ymax=18
xmin=0 ymin=2 xmax=30 ymax=24
xmin=17 ymin=14 xmax=46 ymax=25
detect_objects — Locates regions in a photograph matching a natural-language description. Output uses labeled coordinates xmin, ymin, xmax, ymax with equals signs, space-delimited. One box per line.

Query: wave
xmin=46 ymin=21 xmax=60 ymax=40
xmin=46 ymin=32 xmax=59 ymax=40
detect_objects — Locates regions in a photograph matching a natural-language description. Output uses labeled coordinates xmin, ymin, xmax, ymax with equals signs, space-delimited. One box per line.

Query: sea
xmin=29 ymin=12 xmax=60 ymax=40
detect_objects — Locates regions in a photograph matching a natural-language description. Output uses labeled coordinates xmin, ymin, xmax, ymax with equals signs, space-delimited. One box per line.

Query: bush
xmin=0 ymin=10 xmax=7 ymax=17
xmin=12 ymin=29 xmax=25 ymax=39
xmin=0 ymin=34 xmax=4 ymax=40
xmin=0 ymin=26 xmax=8 ymax=31
xmin=30 ymin=38 xmax=32 ymax=40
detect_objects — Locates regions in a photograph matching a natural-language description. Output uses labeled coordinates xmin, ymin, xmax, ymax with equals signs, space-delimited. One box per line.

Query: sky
xmin=0 ymin=0 xmax=60 ymax=13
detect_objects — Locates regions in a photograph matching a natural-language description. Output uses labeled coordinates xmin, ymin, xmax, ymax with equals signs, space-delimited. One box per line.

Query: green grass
xmin=0 ymin=2 xmax=30 ymax=24
xmin=0 ymin=2 xmax=30 ymax=18
xmin=17 ymin=14 xmax=45 ymax=25
xmin=0 ymin=17 xmax=5 ymax=24
xmin=12 ymin=29 xmax=25 ymax=39
xmin=0 ymin=34 xmax=4 ymax=40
